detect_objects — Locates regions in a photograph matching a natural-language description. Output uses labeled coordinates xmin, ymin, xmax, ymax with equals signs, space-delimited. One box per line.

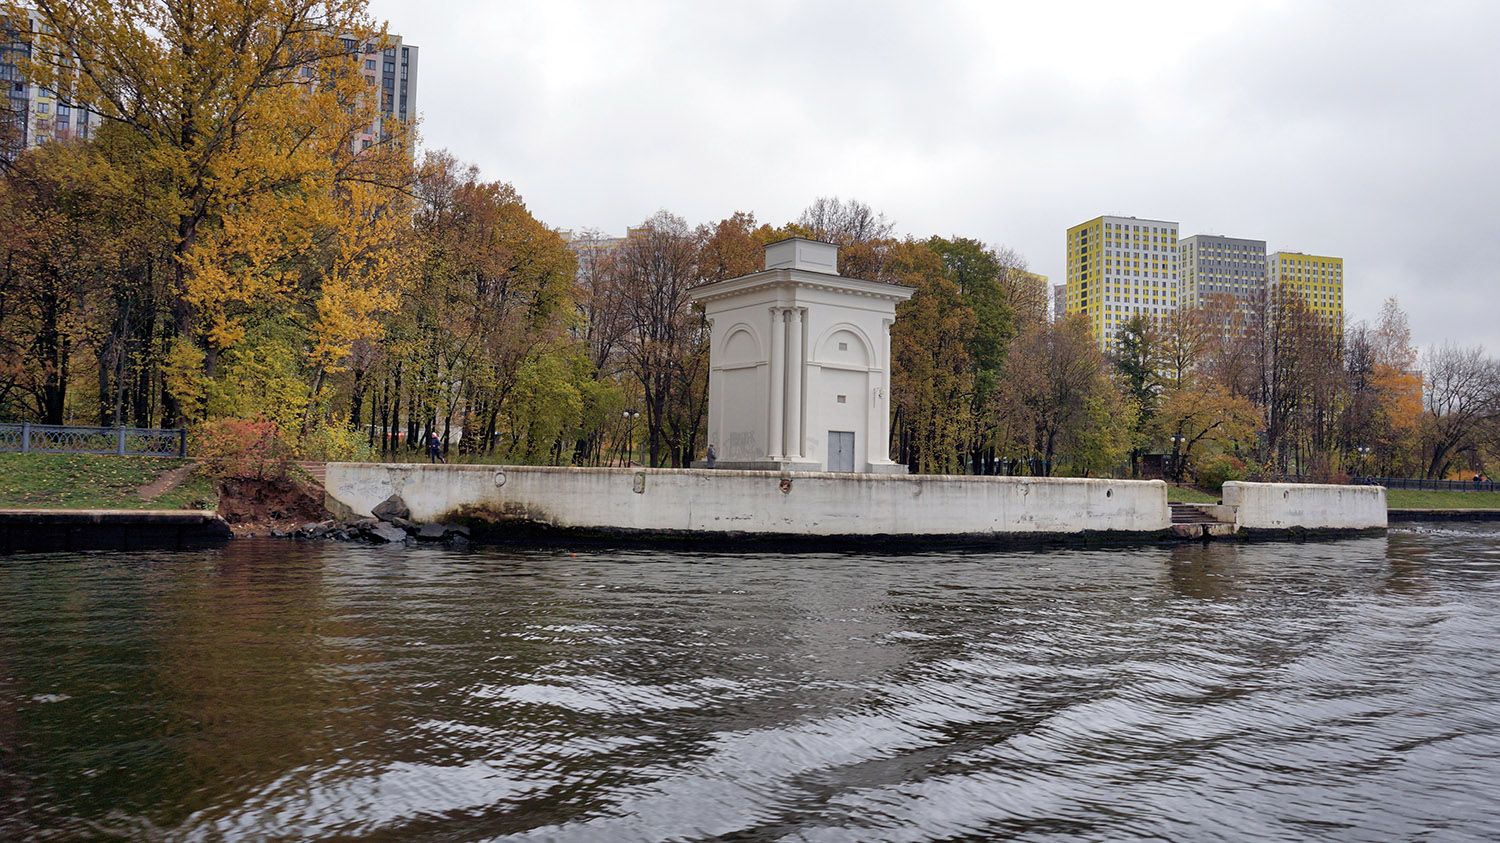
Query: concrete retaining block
xmin=1222 ymin=481 xmax=1387 ymax=531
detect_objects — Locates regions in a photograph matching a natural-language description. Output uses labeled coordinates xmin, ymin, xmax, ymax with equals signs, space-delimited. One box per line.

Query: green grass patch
xmin=0 ymin=453 xmax=217 ymax=510
xmin=1385 ymin=489 xmax=1500 ymax=510
xmin=1167 ymin=485 xmax=1219 ymax=503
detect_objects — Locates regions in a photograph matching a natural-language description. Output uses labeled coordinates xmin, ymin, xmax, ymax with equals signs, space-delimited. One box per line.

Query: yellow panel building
xmin=1065 ymin=215 xmax=1179 ymax=349
xmin=1267 ymin=251 xmax=1344 ymax=326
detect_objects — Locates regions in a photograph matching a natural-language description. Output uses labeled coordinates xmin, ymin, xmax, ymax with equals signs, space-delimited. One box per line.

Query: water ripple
xmin=3 ymin=528 xmax=1500 ymax=841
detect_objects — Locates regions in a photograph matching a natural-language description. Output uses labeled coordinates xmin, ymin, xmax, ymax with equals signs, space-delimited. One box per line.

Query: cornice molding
xmin=688 ymin=269 xmax=914 ymax=305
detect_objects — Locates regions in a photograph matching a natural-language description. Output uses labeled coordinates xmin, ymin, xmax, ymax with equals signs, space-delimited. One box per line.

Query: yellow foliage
xmin=206 ymin=341 xmax=311 ymax=433
xmin=1373 ymin=363 xmax=1423 ymax=434
xmin=5 ymin=0 xmax=416 ymax=422
xmin=298 ymin=414 xmax=374 ymax=462
xmin=163 ymin=338 xmax=209 ymax=421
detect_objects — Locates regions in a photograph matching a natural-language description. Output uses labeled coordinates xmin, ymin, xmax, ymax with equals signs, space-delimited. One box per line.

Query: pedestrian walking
xmin=427 ymin=432 xmax=445 ymax=464
xmin=706 ymin=443 xmax=716 ymax=469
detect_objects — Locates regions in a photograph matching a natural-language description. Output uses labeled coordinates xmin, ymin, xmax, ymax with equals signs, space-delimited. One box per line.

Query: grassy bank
xmin=1169 ymin=484 xmax=1500 ymax=511
xmin=1386 ymin=489 xmax=1500 ymax=510
xmin=0 ymin=453 xmax=217 ymax=510
xmin=1167 ymin=485 xmax=1219 ymax=503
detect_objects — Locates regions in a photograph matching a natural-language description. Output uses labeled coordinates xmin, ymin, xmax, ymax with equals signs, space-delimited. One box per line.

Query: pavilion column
xmin=874 ymin=318 xmax=893 ymax=462
xmin=767 ymin=307 xmax=786 ymax=460
xmin=785 ymin=308 xmax=805 ymax=458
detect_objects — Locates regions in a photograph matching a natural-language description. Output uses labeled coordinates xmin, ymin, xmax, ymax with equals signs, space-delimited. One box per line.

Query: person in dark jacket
xmin=427 ymin=432 xmax=445 ymax=464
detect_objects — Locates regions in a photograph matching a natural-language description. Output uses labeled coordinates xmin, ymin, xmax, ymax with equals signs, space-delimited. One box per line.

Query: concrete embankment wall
xmin=0 ymin=509 xmax=232 ymax=554
xmin=1222 ymin=481 xmax=1387 ymax=531
xmin=325 ymin=464 xmax=1172 ymax=540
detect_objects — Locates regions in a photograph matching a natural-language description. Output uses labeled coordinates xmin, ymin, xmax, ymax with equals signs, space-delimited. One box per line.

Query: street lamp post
xmin=1357 ymin=445 xmax=1371 ymax=482
xmin=622 ymin=410 xmax=640 ymax=466
xmin=1171 ymin=434 xmax=1185 ymax=483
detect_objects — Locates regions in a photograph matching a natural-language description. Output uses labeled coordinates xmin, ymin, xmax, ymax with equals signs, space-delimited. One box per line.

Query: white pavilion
xmin=688 ymin=237 xmax=913 ymax=473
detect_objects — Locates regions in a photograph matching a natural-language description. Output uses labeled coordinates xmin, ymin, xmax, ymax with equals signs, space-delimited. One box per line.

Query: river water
xmin=3 ymin=523 xmax=1500 ymax=841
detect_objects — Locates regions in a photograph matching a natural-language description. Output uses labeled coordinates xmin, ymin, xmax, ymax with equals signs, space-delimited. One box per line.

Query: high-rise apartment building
xmin=1179 ymin=234 xmax=1267 ymax=318
xmin=1267 ymin=251 xmax=1343 ymax=325
xmin=1064 ymin=215 xmax=1179 ymax=348
xmin=1 ymin=8 xmax=101 ymax=160
xmin=338 ymin=33 xmax=419 ymax=150
xmin=0 ymin=11 xmax=417 ymax=159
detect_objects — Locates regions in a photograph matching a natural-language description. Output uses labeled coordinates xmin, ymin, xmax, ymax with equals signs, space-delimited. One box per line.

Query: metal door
xmin=828 ymin=430 xmax=855 ymax=472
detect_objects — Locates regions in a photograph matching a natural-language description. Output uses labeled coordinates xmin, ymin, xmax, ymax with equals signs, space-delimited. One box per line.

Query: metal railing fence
xmin=0 ymin=423 xmax=187 ymax=457
xmin=1249 ymin=473 xmax=1498 ymax=493
xmin=1359 ymin=477 xmax=1498 ymax=493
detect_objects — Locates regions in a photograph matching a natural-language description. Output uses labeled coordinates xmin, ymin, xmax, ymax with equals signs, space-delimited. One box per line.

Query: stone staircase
xmin=1170 ymin=502 xmax=1220 ymax=524
xmin=294 ymin=461 xmax=327 ymax=487
xmin=1169 ymin=502 xmax=1237 ymax=538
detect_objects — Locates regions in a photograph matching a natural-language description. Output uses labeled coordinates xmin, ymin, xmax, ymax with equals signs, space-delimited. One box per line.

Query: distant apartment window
xmin=35 ymin=101 xmax=46 ymax=112
xmin=341 ymin=38 xmax=356 ymax=51
xmin=361 ymin=138 xmax=371 ymax=149
xmin=300 ymin=66 xmax=313 ymax=78
xmin=383 ymin=62 xmax=394 ymax=73
xmin=365 ymin=59 xmax=375 ymax=70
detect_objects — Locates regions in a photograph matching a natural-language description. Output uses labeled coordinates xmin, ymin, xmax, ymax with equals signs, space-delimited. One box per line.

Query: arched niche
xmin=814 ymin=323 xmax=874 ymax=370
xmin=719 ymin=324 xmax=763 ymax=367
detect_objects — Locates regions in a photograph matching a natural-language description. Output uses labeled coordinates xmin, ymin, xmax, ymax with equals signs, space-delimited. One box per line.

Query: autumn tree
xmin=1340 ymin=300 xmax=1422 ymax=477
xmin=925 ymin=236 xmax=1018 ymax=472
xmin=0 ymin=125 xmax=172 ymax=425
xmin=1110 ymin=313 xmax=1164 ymax=475
xmin=889 ymin=240 xmax=975 ymax=473
xmin=995 ymin=249 xmax=1049 ymax=329
xmin=1419 ymin=343 xmax=1500 ymax=480
xmin=796 ymin=196 xmax=896 ymax=282
xmin=7 ymin=0 xmax=415 ymax=424
xmin=367 ymin=151 xmax=576 ymax=461
xmin=1160 ymin=305 xmax=1210 ymax=392
xmin=1154 ymin=378 xmax=1259 ymax=483
xmin=611 ymin=211 xmax=707 ymax=467
xmin=797 ymin=196 xmax=894 ymax=247
xmin=998 ymin=315 xmax=1131 ymax=476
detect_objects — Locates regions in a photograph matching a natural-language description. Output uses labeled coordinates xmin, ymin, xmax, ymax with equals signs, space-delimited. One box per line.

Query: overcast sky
xmin=367 ymin=0 xmax=1499 ymax=354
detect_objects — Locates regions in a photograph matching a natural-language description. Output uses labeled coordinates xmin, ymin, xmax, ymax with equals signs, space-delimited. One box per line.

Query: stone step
xmin=295 ymin=461 xmax=327 ymax=486
xmin=1169 ymin=503 xmax=1228 ymax=525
